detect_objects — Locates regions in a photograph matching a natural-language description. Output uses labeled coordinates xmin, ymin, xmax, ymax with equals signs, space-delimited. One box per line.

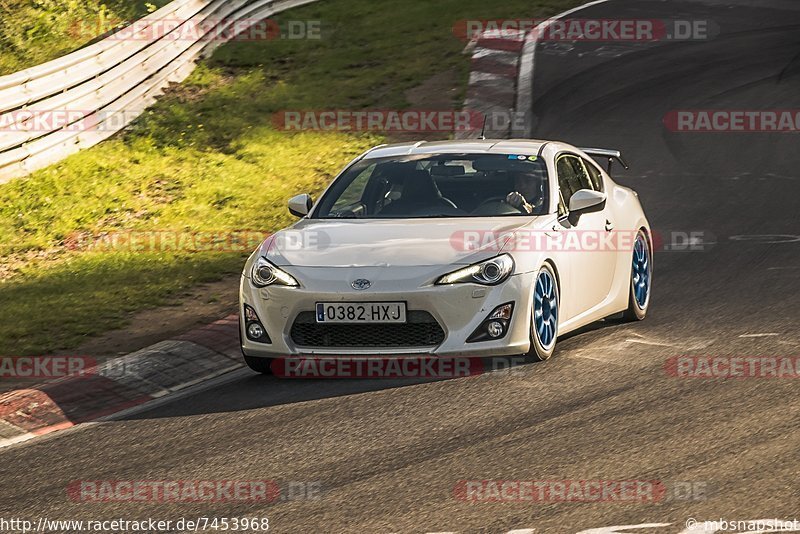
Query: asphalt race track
xmin=2 ymin=1 xmax=800 ymax=532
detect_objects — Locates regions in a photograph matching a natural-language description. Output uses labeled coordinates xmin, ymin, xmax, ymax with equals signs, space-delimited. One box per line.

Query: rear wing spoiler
xmin=580 ymin=148 xmax=629 ymax=173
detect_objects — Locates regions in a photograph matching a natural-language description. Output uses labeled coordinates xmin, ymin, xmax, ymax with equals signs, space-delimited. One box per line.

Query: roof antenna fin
xmin=478 ymin=114 xmax=488 ymax=140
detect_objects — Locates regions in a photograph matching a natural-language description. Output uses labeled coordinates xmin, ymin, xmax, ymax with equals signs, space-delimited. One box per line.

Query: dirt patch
xmin=387 ymin=69 xmax=463 ymax=143
xmin=160 ymin=71 xmax=236 ymax=104
xmin=59 ymin=275 xmax=240 ymax=360
xmin=406 ymin=69 xmax=462 ymax=110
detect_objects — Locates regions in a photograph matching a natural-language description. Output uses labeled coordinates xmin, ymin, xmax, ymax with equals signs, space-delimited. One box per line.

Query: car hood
xmin=261 ymin=217 xmax=555 ymax=267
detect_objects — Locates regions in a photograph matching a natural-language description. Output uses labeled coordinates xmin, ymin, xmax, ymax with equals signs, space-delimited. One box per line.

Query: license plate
xmin=316 ymin=302 xmax=407 ymax=324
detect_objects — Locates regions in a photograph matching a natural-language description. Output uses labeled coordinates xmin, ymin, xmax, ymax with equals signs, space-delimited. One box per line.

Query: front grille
xmin=290 ymin=311 xmax=445 ymax=348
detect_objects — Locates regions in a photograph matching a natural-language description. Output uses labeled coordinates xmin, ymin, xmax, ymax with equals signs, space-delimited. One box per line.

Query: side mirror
xmin=568 ymin=189 xmax=606 ymax=213
xmin=288 ymin=194 xmax=313 ymax=217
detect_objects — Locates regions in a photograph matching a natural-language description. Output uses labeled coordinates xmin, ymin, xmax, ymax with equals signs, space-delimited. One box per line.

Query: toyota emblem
xmin=351 ymin=279 xmax=371 ymax=290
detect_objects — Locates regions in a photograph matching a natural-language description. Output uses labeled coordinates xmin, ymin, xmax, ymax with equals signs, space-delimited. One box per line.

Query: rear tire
xmin=526 ymin=264 xmax=560 ymax=362
xmin=622 ymin=230 xmax=652 ymax=322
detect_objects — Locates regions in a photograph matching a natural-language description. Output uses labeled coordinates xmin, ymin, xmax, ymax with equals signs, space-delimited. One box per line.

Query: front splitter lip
xmin=240 ymin=339 xmax=530 ymax=359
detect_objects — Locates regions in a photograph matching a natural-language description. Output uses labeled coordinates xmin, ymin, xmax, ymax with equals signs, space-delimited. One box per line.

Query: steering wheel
xmin=471 ymin=196 xmax=528 ymax=216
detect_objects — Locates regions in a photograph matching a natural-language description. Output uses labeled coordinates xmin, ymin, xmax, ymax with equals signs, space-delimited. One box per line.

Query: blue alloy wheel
xmin=534 ymin=268 xmax=558 ymax=350
xmin=632 ymin=233 xmax=650 ymax=309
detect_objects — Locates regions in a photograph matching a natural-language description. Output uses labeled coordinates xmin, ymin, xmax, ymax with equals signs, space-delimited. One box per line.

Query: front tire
xmin=622 ymin=230 xmax=652 ymax=321
xmin=526 ymin=264 xmax=559 ymax=362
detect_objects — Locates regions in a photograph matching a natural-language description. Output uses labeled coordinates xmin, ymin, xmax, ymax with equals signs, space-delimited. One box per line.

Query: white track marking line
xmin=623 ymin=338 xmax=674 ymax=347
xmin=0 ymin=431 xmax=37 ymax=450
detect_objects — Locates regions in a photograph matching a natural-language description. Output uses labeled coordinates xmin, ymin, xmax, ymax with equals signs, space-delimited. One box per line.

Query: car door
xmin=554 ymin=154 xmax=617 ymax=320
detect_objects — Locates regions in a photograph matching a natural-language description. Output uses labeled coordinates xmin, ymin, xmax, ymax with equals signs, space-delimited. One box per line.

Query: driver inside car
xmin=505 ymin=171 xmax=546 ymax=214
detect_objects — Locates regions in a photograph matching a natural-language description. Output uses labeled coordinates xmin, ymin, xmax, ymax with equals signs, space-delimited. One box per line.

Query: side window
xmin=582 ymin=158 xmax=604 ymax=191
xmin=556 ymin=155 xmax=586 ymax=207
xmin=569 ymin=157 xmax=593 ymax=191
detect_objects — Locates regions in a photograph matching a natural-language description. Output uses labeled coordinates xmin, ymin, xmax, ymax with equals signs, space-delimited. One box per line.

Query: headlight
xmin=436 ymin=254 xmax=514 ymax=286
xmin=251 ymin=257 xmax=299 ymax=287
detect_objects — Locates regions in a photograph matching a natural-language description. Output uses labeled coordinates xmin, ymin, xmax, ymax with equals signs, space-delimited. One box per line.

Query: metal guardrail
xmin=0 ymin=0 xmax=320 ymax=182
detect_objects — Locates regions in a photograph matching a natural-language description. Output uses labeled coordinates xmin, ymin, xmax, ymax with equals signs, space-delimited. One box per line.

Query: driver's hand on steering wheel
xmin=506 ymin=191 xmax=533 ymax=214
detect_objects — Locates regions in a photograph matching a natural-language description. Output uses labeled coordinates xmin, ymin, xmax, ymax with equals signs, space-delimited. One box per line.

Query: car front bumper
xmin=239 ymin=267 xmax=536 ymax=360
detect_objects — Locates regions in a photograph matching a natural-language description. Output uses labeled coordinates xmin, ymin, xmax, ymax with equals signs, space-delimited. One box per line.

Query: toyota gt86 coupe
xmin=239 ymin=139 xmax=652 ymax=373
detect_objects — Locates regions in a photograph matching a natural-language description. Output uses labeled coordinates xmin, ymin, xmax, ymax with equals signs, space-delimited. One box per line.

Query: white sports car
xmin=239 ymin=139 xmax=652 ymax=373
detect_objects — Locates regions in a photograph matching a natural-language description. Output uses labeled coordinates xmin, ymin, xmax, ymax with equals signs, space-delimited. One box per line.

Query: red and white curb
xmin=460 ymin=0 xmax=612 ymax=140
xmin=0 ymin=314 xmax=243 ymax=448
xmin=459 ymin=29 xmax=526 ymax=139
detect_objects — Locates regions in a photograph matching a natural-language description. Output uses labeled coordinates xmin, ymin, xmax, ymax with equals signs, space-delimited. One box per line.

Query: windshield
xmin=313 ymin=153 xmax=550 ymax=219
